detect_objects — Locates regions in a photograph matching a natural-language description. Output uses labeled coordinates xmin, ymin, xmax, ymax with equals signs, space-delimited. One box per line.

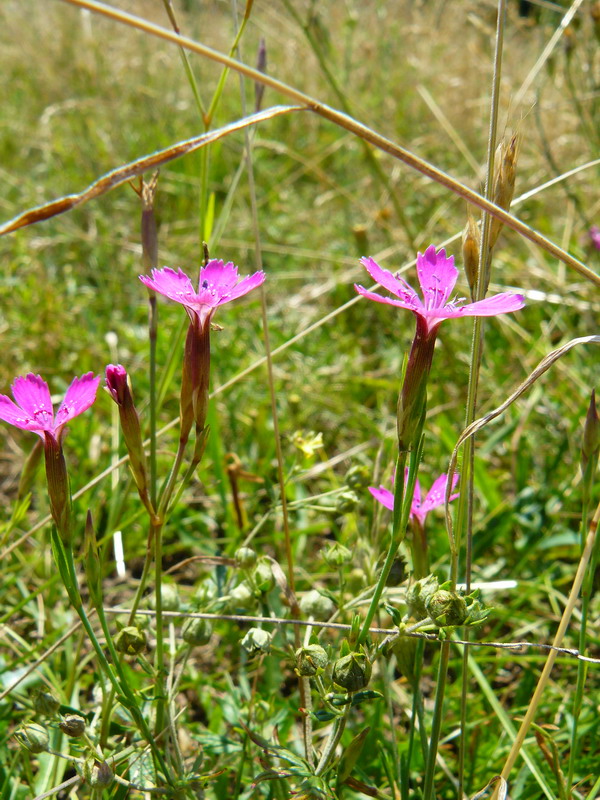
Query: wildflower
xmin=355 ymin=246 xmax=524 ymax=450
xmin=355 ymin=246 xmax=524 ymax=337
xmin=0 ymin=373 xmax=99 ymax=541
xmin=370 ymin=469 xmax=459 ymax=578
xmin=0 ymin=372 xmax=99 ymax=443
xmin=140 ymin=260 xmax=265 ymax=444
xmin=139 ymin=260 xmax=265 ymax=332
xmin=369 ymin=469 xmax=459 ymax=526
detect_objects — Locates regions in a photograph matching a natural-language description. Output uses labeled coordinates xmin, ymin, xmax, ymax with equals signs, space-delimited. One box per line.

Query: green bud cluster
xmin=295 ymin=644 xmax=328 ymax=677
xmin=332 ymin=650 xmax=372 ymax=692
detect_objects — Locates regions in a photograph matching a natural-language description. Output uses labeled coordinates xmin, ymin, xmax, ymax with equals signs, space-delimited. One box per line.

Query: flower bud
xmin=299 ymin=590 xmax=335 ymax=620
xmin=333 ymin=651 xmax=372 ymax=692
xmin=148 ymin=583 xmax=179 ymax=612
xmin=391 ymin=631 xmax=418 ymax=682
xmin=182 ymin=617 xmax=213 ymax=646
xmin=253 ymin=558 xmax=275 ymax=593
xmin=114 ymin=625 xmax=147 ymax=655
xmin=254 ymin=37 xmax=267 ymax=113
xmin=241 ymin=627 xmax=272 ymax=656
xmin=425 ymin=590 xmax=468 ymax=627
xmin=17 ymin=438 xmax=43 ymax=500
xmin=406 ymin=574 xmax=439 ymax=620
xmin=33 ymin=689 xmax=61 ymax=717
xmin=105 ymin=365 xmax=153 ymax=515
xmin=322 ymin=542 xmax=352 ymax=568
xmin=581 ymin=390 xmax=599 ymax=475
xmin=489 ymin=133 xmax=519 ymax=253
xmin=222 ymin=581 xmax=256 ymax=612
xmin=335 ymin=490 xmax=359 ymax=514
xmin=139 ymin=173 xmax=159 ymax=274
xmin=462 ymin=211 xmax=480 ymax=300
xmin=235 ymin=546 xmax=257 ymax=569
xmin=59 ymin=713 xmax=86 ymax=738
xmin=180 ymin=318 xmax=210 ymax=445
xmin=83 ymin=758 xmax=114 ymax=789
xmin=295 ymin=644 xmax=328 ymax=677
xmin=14 ymin=722 xmax=49 ymax=753
xmin=345 ymin=464 xmax=370 ymax=490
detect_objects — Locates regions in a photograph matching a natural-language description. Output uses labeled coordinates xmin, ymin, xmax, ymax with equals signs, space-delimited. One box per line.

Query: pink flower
xmin=369 ymin=469 xmax=459 ymax=527
xmin=139 ymin=259 xmax=265 ymax=330
xmin=355 ymin=245 xmax=524 ymax=336
xmin=589 ymin=226 xmax=600 ymax=251
xmin=0 ymin=372 xmax=100 ymax=444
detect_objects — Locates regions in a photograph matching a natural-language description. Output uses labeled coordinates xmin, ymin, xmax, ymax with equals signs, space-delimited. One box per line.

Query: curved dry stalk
xmin=0 ymin=105 xmax=302 ymax=236
xmin=9 ymin=0 xmax=595 ymax=288
xmin=444 ymin=335 xmax=600 ymax=555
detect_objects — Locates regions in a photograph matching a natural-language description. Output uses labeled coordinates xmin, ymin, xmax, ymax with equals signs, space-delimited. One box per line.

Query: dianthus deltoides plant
xmin=0 ymin=233 xmax=544 ymax=798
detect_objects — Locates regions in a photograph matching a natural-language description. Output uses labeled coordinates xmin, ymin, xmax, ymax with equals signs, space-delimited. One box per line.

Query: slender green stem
xmin=566 ymin=484 xmax=595 ymax=787
xmin=357 ymin=451 xmax=408 ymax=646
xmin=421 ymin=641 xmax=451 ymax=800
xmin=457 ymin=4 xmax=506 ymax=796
xmin=314 ymin=707 xmax=349 ymax=777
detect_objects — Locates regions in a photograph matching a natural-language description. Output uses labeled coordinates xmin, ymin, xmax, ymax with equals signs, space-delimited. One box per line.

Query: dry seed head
xmin=489 ymin=132 xmax=519 ymax=250
xmin=462 ymin=210 xmax=481 ymax=300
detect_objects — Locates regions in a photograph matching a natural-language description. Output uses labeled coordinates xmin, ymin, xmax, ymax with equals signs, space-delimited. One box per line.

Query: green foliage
xmin=0 ymin=1 xmax=599 ymax=799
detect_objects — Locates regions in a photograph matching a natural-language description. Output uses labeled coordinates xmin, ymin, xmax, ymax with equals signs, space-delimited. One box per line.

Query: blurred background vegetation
xmin=0 ymin=1 xmax=598 ymax=797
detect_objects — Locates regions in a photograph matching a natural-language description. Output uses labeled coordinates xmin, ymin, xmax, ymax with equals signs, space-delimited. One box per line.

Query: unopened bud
xmin=489 ymin=133 xmax=519 ymax=253
xmin=299 ymin=590 xmax=335 ymax=620
xmin=295 ymin=644 xmax=328 ymax=677
xmin=139 ymin=173 xmax=159 ymax=273
xmin=254 ymin=37 xmax=267 ymax=112
xmin=18 ymin=438 xmax=43 ymax=500
xmin=33 ymin=689 xmax=60 ymax=717
xmin=241 ymin=627 xmax=271 ymax=656
xmin=336 ymin=490 xmax=359 ymax=514
xmin=425 ymin=590 xmax=468 ymax=627
xmin=114 ymin=625 xmax=147 ymax=656
xmin=182 ymin=617 xmax=213 ymax=646
xmin=581 ymin=390 xmax=599 ymax=475
xmin=406 ymin=574 xmax=439 ymax=620
xmin=333 ymin=651 xmax=372 ymax=692
xmin=462 ymin=211 xmax=480 ymax=300
xmin=83 ymin=758 xmax=114 ymax=789
xmin=14 ymin=722 xmax=49 ymax=753
xmin=105 ymin=365 xmax=152 ymax=514
xmin=345 ymin=464 xmax=370 ymax=490
xmin=149 ymin=583 xmax=179 ymax=612
xmin=235 ymin=546 xmax=257 ymax=569
xmin=391 ymin=631 xmax=418 ymax=681
xmin=322 ymin=542 xmax=352 ymax=568
xmin=223 ymin=581 xmax=256 ymax=612
xmin=59 ymin=713 xmax=86 ymax=738
xmin=253 ymin=558 xmax=275 ymax=593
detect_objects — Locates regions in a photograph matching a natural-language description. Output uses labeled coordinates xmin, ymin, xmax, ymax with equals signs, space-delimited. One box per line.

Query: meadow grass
xmin=0 ymin=1 xmax=598 ymax=798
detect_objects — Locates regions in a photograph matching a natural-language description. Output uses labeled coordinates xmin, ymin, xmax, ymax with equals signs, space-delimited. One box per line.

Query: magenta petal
xmin=416 ymin=246 xmax=458 ymax=308
xmin=355 ymin=284 xmax=420 ymax=311
xmin=199 ymin=260 xmax=239 ymax=293
xmin=140 ymin=267 xmax=196 ymax=305
xmin=369 ymin=485 xmax=395 ymax=511
xmin=55 ymin=373 xmax=100 ymax=429
xmin=10 ymin=373 xmax=54 ymax=432
xmin=451 ymin=292 xmax=525 ymax=318
xmin=0 ymin=394 xmax=45 ymax=432
xmin=360 ymin=257 xmax=417 ymax=301
xmin=222 ymin=270 xmax=266 ymax=303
